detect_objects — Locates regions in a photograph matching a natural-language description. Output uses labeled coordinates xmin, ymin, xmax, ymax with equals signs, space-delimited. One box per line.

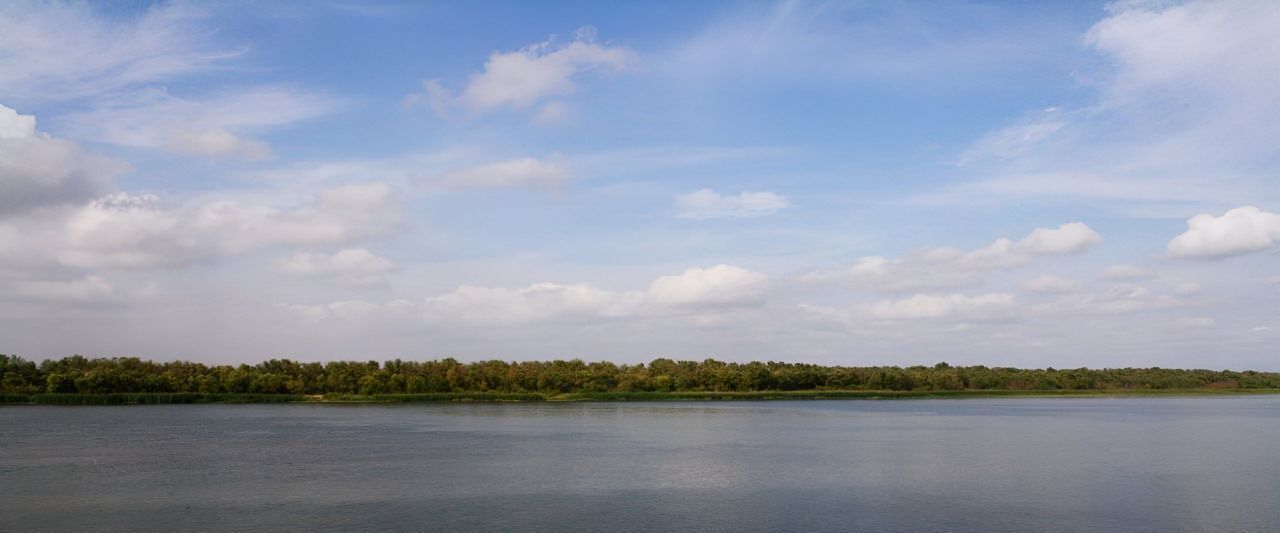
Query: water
xmin=2 ymin=397 xmax=1278 ymax=532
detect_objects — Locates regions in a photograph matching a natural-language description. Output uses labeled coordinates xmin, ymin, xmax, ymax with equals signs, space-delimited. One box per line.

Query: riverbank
xmin=4 ymin=388 xmax=1280 ymax=405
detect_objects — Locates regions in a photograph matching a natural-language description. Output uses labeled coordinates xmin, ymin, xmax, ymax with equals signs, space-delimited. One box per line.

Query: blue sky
xmin=1 ymin=0 xmax=1277 ymax=368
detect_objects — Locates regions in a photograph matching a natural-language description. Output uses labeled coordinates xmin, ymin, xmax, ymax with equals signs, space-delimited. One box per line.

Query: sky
xmin=0 ymin=0 xmax=1277 ymax=369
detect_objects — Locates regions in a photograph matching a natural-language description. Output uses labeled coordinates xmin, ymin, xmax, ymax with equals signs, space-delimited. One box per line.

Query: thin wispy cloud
xmin=675 ymin=189 xmax=791 ymax=219
xmin=61 ymin=87 xmax=343 ymax=160
xmin=0 ymin=2 xmax=240 ymax=104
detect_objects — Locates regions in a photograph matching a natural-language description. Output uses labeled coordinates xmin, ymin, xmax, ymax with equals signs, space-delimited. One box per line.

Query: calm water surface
xmin=2 ymin=397 xmax=1279 ymax=532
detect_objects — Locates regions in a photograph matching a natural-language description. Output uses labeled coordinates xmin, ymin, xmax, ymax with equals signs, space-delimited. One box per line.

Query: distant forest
xmin=2 ymin=354 xmax=1278 ymax=396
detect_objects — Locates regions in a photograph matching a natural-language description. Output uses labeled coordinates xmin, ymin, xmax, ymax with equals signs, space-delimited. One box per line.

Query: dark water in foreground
xmin=2 ymin=398 xmax=1279 ymax=533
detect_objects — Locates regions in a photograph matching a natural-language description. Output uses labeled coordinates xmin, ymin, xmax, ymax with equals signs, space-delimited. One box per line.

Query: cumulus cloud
xmin=675 ymin=189 xmax=791 ymax=219
xmin=198 ymin=183 xmax=403 ymax=252
xmin=0 ymin=183 xmax=403 ymax=271
xmin=424 ymin=283 xmax=644 ymax=325
xmin=433 ymin=156 xmax=569 ymax=189
xmin=408 ymin=27 xmax=631 ymax=117
xmin=277 ymin=248 xmax=397 ymax=287
xmin=1168 ymin=206 xmax=1280 ymax=259
xmin=421 ymin=264 xmax=767 ymax=325
xmin=1018 ymin=222 xmax=1103 ymax=254
xmin=806 ymin=222 xmax=1102 ymax=291
xmin=58 ymin=193 xmax=199 ymax=269
xmin=1083 ymin=0 xmax=1279 ymax=104
xmin=646 ymin=265 xmax=768 ymax=306
xmin=0 ymin=104 xmax=129 ymax=214
xmin=868 ymin=292 xmax=1018 ymax=321
xmin=0 ymin=104 xmax=35 ymax=138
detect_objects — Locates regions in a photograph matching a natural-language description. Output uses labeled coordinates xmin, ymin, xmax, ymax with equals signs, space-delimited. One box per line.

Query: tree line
xmin=2 ymin=354 xmax=1277 ymax=396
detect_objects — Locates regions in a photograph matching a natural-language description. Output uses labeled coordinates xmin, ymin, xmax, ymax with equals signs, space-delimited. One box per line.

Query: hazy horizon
xmin=1 ymin=0 xmax=1277 ymax=370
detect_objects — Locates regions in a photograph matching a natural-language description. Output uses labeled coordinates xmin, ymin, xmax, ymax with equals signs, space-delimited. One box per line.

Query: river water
xmin=2 ymin=397 xmax=1278 ymax=532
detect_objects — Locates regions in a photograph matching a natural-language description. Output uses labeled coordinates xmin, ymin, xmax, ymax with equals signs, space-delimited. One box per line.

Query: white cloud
xmin=1019 ymin=274 xmax=1082 ymax=294
xmin=675 ymin=188 xmax=791 ymax=219
xmin=1084 ymin=0 xmax=1279 ymax=104
xmin=282 ymin=299 xmax=419 ymax=325
xmin=646 ymin=265 xmax=767 ymax=307
xmin=1018 ymin=222 xmax=1104 ymax=254
xmin=0 ymin=2 xmax=238 ymax=103
xmin=277 ymin=249 xmax=397 ymax=287
xmin=198 ymin=183 xmax=404 ymax=253
xmin=409 ymin=27 xmax=630 ymax=117
xmin=433 ymin=156 xmax=569 ymax=189
xmin=868 ymin=292 xmax=1018 ymax=321
xmin=935 ymin=0 xmax=1280 ymax=212
xmin=0 ymin=104 xmax=130 ymax=214
xmin=806 ymin=222 xmax=1102 ymax=291
xmin=798 ymin=291 xmax=1022 ymax=330
xmin=58 ymin=193 xmax=197 ymax=269
xmin=1101 ymin=264 xmax=1154 ymax=280
xmin=0 ymin=183 xmax=403 ymax=271
xmin=421 ymin=264 xmax=767 ymax=325
xmin=424 ymin=283 xmax=644 ymax=325
xmin=909 ymin=223 xmax=1101 ymax=272
xmin=0 ymin=104 xmax=36 ymax=138
xmin=1168 ymin=206 xmax=1280 ymax=259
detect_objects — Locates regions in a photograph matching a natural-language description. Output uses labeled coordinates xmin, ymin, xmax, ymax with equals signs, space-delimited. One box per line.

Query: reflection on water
xmin=2 ymin=398 xmax=1278 ymax=532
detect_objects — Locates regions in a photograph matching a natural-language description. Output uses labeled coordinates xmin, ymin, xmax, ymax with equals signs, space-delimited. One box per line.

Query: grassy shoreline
xmin=3 ymin=388 xmax=1280 ymax=405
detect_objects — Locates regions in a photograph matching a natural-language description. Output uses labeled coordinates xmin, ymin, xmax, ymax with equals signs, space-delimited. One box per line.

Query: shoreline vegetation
xmin=3 ymin=388 xmax=1280 ymax=405
xmin=4 ymin=354 xmax=1280 ymax=404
